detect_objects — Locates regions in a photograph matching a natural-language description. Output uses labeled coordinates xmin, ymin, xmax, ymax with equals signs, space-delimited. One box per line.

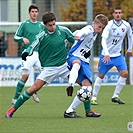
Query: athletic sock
xmin=66 ymin=96 xmax=82 ymax=113
xmin=69 ymin=63 xmax=80 ymax=86
xmin=92 ymin=77 xmax=102 ymax=98
xmin=112 ymin=76 xmax=126 ymax=98
xmin=14 ymin=90 xmax=32 ymax=110
xmin=83 ymin=100 xmax=91 ymax=113
xmin=13 ymin=80 xmax=25 ymax=99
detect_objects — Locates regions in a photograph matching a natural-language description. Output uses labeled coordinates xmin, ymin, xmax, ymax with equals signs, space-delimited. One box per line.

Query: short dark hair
xmin=28 ymin=4 xmax=39 ymax=13
xmin=42 ymin=11 xmax=56 ymax=24
xmin=113 ymin=7 xmax=122 ymax=12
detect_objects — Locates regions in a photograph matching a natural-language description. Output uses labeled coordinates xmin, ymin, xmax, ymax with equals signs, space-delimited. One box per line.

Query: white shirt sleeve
xmin=101 ymin=24 xmax=111 ymax=55
xmin=127 ymin=35 xmax=133 ymax=52
xmin=126 ymin=25 xmax=133 ymax=52
xmin=101 ymin=37 xmax=109 ymax=55
xmin=74 ymin=25 xmax=93 ymax=38
xmin=73 ymin=30 xmax=80 ymax=36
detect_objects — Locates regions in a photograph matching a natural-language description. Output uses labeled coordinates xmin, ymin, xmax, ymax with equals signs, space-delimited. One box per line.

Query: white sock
xmin=66 ymin=96 xmax=82 ymax=113
xmin=69 ymin=63 xmax=80 ymax=86
xmin=112 ymin=76 xmax=126 ymax=98
xmin=92 ymin=77 xmax=102 ymax=99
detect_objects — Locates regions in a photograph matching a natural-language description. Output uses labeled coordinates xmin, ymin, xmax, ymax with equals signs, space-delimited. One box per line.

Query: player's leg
xmin=81 ymin=79 xmax=101 ymax=117
xmin=58 ymin=62 xmax=82 ymax=118
xmin=64 ymin=96 xmax=82 ymax=118
xmin=6 ymin=63 xmax=62 ymax=118
xmin=111 ymin=55 xmax=127 ymax=104
xmin=64 ymin=62 xmax=101 ymax=118
xmin=91 ymin=74 xmax=103 ymax=105
xmin=6 ymin=67 xmax=58 ymax=118
xmin=84 ymin=99 xmax=101 ymax=117
xmin=78 ymin=62 xmax=101 ymax=117
xmin=32 ymin=53 xmax=42 ymax=103
xmin=6 ymin=79 xmax=45 ymax=118
xmin=66 ymin=56 xmax=81 ymax=96
xmin=111 ymin=75 xmax=126 ymax=104
xmin=12 ymin=54 xmax=38 ymax=104
xmin=12 ymin=69 xmax=29 ymax=104
xmin=91 ymin=55 xmax=112 ymax=105
xmin=68 ymin=61 xmax=81 ymax=87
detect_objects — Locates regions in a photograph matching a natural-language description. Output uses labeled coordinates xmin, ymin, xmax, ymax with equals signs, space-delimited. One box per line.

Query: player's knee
xmin=120 ymin=70 xmax=128 ymax=78
xmin=98 ymin=74 xmax=104 ymax=79
xmin=21 ymin=74 xmax=29 ymax=81
xmin=73 ymin=60 xmax=81 ymax=65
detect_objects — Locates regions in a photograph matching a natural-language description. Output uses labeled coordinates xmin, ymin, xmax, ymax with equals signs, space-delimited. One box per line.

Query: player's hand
xmin=74 ymin=36 xmax=80 ymax=40
xmin=66 ymin=86 xmax=74 ymax=96
xmin=84 ymin=51 xmax=91 ymax=58
xmin=126 ymin=51 xmax=132 ymax=57
xmin=23 ymin=38 xmax=30 ymax=44
xmin=102 ymin=55 xmax=110 ymax=63
xmin=21 ymin=52 xmax=29 ymax=61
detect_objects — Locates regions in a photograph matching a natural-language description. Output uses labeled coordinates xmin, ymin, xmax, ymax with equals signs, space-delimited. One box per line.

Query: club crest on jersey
xmin=121 ymin=28 xmax=125 ymax=32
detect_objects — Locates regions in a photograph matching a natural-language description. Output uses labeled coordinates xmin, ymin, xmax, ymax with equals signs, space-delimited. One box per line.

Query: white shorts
xmin=37 ymin=62 xmax=70 ymax=84
xmin=21 ymin=51 xmax=41 ymax=71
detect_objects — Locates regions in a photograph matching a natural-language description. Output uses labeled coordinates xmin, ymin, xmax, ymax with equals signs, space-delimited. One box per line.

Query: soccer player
xmin=91 ymin=7 xmax=133 ymax=105
xmin=5 ymin=11 xmax=75 ymax=118
xmin=64 ymin=14 xmax=108 ymax=118
xmin=12 ymin=5 xmax=44 ymax=104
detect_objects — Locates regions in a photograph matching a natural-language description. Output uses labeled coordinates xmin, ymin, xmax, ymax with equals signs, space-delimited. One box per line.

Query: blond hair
xmin=94 ymin=14 xmax=108 ymax=26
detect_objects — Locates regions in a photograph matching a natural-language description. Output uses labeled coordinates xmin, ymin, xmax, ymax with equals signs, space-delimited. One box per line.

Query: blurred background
xmin=0 ymin=0 xmax=133 ymax=86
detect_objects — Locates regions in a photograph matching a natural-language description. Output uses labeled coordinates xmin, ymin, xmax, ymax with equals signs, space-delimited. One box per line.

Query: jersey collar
xmin=113 ymin=19 xmax=123 ymax=27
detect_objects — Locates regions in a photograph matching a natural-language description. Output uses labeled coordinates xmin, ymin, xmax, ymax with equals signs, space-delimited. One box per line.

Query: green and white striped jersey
xmin=14 ymin=20 xmax=44 ymax=52
xmin=26 ymin=25 xmax=75 ymax=67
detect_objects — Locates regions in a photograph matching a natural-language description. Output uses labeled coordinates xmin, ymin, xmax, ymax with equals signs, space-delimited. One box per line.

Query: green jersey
xmin=14 ymin=20 xmax=44 ymax=52
xmin=26 ymin=25 xmax=75 ymax=67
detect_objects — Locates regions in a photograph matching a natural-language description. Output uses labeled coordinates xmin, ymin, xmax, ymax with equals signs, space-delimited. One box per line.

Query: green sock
xmin=83 ymin=100 xmax=91 ymax=113
xmin=14 ymin=90 xmax=32 ymax=110
xmin=13 ymin=80 xmax=25 ymax=99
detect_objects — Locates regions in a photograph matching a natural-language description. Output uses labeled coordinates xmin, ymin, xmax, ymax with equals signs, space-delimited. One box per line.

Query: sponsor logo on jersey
xmin=112 ymin=28 xmax=116 ymax=32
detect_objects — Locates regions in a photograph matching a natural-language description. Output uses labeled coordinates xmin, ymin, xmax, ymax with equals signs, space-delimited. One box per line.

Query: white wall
xmin=7 ymin=0 xmax=32 ymax=22
xmin=21 ymin=0 xmax=32 ymax=21
xmin=8 ymin=0 xmax=18 ymax=22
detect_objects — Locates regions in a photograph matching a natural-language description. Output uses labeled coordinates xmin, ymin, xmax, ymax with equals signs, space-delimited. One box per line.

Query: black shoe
xmin=111 ymin=97 xmax=125 ymax=104
xmin=66 ymin=86 xmax=74 ymax=96
xmin=64 ymin=111 xmax=82 ymax=118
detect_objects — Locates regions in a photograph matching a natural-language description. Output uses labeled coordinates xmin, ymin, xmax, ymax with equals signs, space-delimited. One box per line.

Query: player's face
xmin=45 ymin=20 xmax=56 ymax=32
xmin=94 ymin=22 xmax=105 ymax=34
xmin=113 ymin=9 xmax=122 ymax=22
xmin=29 ymin=9 xmax=39 ymax=22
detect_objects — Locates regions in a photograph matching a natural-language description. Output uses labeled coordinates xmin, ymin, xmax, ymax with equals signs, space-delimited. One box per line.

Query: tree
xmin=58 ymin=0 xmax=86 ymax=21
xmin=59 ymin=0 xmax=133 ymax=21
xmin=93 ymin=0 xmax=133 ymax=20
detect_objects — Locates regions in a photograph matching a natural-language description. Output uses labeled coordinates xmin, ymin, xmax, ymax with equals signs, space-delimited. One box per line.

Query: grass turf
xmin=0 ymin=85 xmax=132 ymax=133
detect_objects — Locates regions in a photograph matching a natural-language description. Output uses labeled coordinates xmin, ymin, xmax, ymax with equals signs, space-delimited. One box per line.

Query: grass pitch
xmin=0 ymin=85 xmax=132 ymax=133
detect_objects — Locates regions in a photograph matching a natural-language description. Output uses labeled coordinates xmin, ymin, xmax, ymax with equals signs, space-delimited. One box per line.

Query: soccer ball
xmin=77 ymin=86 xmax=92 ymax=102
